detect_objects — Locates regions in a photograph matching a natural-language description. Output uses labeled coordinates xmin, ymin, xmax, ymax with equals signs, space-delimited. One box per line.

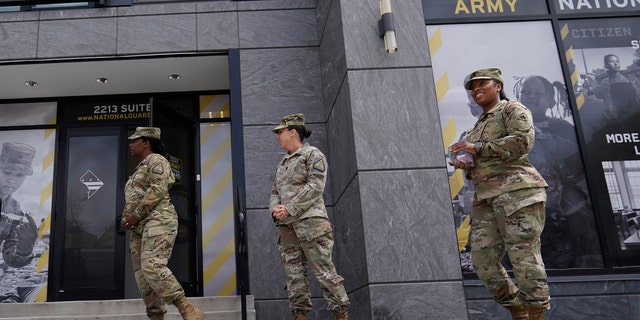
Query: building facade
xmin=0 ymin=0 xmax=638 ymax=319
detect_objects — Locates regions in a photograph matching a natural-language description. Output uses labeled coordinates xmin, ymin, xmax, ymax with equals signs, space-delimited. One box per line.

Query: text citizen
xmin=571 ymin=27 xmax=632 ymax=39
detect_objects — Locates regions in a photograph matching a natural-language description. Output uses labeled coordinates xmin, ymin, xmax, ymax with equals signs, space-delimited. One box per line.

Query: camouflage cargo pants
xmin=278 ymin=218 xmax=349 ymax=314
xmin=470 ymin=188 xmax=550 ymax=309
xmin=130 ymin=212 xmax=184 ymax=315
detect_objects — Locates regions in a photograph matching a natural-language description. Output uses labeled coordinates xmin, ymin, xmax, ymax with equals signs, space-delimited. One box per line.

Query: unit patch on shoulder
xmin=312 ymin=159 xmax=326 ymax=173
xmin=151 ymin=163 xmax=164 ymax=175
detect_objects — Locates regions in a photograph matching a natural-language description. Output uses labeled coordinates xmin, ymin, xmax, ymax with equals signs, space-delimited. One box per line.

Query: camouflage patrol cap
xmin=128 ymin=127 xmax=161 ymax=140
xmin=0 ymin=142 xmax=36 ymax=175
xmin=464 ymin=67 xmax=504 ymax=90
xmin=272 ymin=113 xmax=305 ymax=133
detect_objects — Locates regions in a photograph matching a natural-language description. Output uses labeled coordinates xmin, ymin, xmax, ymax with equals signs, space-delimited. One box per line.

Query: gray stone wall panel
xmin=243 ymin=124 xmax=329 ymax=210
xmin=240 ymin=48 xmax=323 ymax=126
xmin=246 ymin=205 xmax=332 ymax=301
xmin=359 ymin=170 xmax=461 ymax=282
xmin=239 ymin=9 xmax=318 ymax=48
xmin=0 ymin=21 xmax=38 ymax=60
xmin=196 ymin=1 xmax=238 ymax=13
xmin=243 ymin=125 xmax=285 ymax=211
xmin=117 ymin=14 xmax=197 ymax=54
xmin=467 ymin=277 xmax=640 ymax=300
xmin=37 ymin=18 xmax=117 ymax=58
xmin=254 ymin=300 xmax=291 ymax=320
xmin=0 ymin=11 xmax=39 ymax=22
xmin=467 ymin=277 xmax=640 ymax=319
xmin=326 ymin=79 xmax=356 ymax=204
xmin=318 ymin=0 xmax=346 ymax=111
xmin=349 ymin=68 xmax=444 ymax=170
xmin=341 ymin=0 xmax=430 ymax=69
xmin=344 ymin=286 xmax=371 ymax=320
xmin=370 ymin=282 xmax=468 ymax=320
xmin=333 ymin=177 xmax=367 ymax=292
xmin=315 ymin=0 xmax=332 ymax=40
xmin=469 ymin=295 xmax=637 ymax=320
xmin=117 ymin=2 xmax=196 ymax=16
xmin=246 ymin=208 xmax=285 ymax=299
xmin=255 ymin=297 xmax=331 ymax=320
xmin=197 ymin=12 xmax=239 ymax=50
xmin=38 ymin=8 xmax=118 ymax=20
xmin=237 ymin=0 xmax=316 ymax=11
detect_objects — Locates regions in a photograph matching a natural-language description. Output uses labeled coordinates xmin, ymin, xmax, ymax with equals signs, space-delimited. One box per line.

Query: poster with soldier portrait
xmin=0 ymin=129 xmax=55 ymax=302
xmin=427 ymin=20 xmax=604 ymax=272
xmin=558 ymin=17 xmax=640 ymax=258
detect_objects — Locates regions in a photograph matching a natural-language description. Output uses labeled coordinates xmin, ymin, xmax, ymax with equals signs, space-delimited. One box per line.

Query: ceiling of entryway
xmin=0 ymin=54 xmax=230 ymax=100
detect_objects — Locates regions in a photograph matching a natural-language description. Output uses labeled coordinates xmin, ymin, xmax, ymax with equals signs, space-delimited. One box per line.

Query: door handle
xmin=116 ymin=215 xmax=125 ymax=235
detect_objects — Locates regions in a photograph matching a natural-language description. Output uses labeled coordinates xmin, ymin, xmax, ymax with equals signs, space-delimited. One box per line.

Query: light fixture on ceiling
xmin=168 ymin=74 xmax=181 ymax=80
xmin=378 ymin=0 xmax=398 ymax=53
xmin=24 ymin=80 xmax=38 ymax=87
xmin=96 ymin=77 xmax=109 ymax=84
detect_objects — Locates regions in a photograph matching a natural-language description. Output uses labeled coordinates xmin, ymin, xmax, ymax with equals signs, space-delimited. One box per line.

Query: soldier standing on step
xmin=121 ymin=127 xmax=204 ymax=320
xmin=269 ymin=114 xmax=350 ymax=320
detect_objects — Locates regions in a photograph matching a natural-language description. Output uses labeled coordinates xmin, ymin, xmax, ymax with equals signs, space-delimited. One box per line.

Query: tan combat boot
xmin=506 ymin=305 xmax=528 ymax=320
xmin=333 ymin=308 xmax=348 ymax=320
xmin=148 ymin=313 xmax=164 ymax=320
xmin=173 ymin=296 xmax=204 ymax=320
xmin=293 ymin=313 xmax=308 ymax=320
xmin=526 ymin=307 xmax=546 ymax=320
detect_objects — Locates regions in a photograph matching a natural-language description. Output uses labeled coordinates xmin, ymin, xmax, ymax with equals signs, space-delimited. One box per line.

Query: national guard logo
xmin=313 ymin=159 xmax=326 ymax=173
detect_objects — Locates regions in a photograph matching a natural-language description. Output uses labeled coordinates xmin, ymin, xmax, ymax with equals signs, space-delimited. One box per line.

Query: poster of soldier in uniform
xmin=427 ymin=20 xmax=604 ymax=271
xmin=558 ymin=17 xmax=640 ymax=256
xmin=0 ymin=129 xmax=55 ymax=302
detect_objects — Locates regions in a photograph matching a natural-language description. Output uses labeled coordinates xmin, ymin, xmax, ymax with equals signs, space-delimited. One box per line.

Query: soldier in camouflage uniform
xmin=0 ymin=142 xmax=39 ymax=303
xmin=449 ymin=68 xmax=550 ymax=320
xmin=121 ymin=127 xmax=203 ymax=320
xmin=269 ymin=114 xmax=349 ymax=320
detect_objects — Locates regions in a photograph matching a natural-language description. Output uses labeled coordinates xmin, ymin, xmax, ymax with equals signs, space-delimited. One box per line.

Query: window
xmin=425 ymin=1 xmax=640 ymax=270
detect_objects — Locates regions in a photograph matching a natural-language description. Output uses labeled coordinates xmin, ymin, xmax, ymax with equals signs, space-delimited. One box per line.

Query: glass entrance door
xmin=51 ymin=126 xmax=126 ymax=301
xmin=148 ymin=97 xmax=200 ymax=296
xmin=49 ymin=95 xmax=200 ymax=301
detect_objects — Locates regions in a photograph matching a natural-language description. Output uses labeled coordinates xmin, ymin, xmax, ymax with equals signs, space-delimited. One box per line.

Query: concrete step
xmin=0 ymin=296 xmax=255 ymax=320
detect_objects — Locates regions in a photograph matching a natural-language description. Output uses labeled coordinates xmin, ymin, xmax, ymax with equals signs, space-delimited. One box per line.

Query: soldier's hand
xmin=121 ymin=215 xmax=139 ymax=230
xmin=16 ymin=214 xmax=38 ymax=254
xmin=272 ymin=205 xmax=289 ymax=220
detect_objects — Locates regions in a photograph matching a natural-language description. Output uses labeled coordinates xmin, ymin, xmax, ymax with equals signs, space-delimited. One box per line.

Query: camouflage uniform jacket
xmin=124 ymin=153 xmax=176 ymax=231
xmin=269 ymin=143 xmax=328 ymax=226
xmin=0 ymin=195 xmax=33 ymax=268
xmin=465 ymin=100 xmax=548 ymax=200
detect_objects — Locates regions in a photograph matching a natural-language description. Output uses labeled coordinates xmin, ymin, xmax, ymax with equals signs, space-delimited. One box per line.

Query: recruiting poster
xmin=0 ymin=129 xmax=55 ymax=302
xmin=559 ymin=17 xmax=640 ymax=254
xmin=427 ymin=20 xmax=603 ymax=271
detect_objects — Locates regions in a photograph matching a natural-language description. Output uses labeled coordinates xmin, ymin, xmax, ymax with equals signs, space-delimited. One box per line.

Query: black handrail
xmin=235 ymin=187 xmax=248 ymax=320
xmin=229 ymin=48 xmax=249 ymax=320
